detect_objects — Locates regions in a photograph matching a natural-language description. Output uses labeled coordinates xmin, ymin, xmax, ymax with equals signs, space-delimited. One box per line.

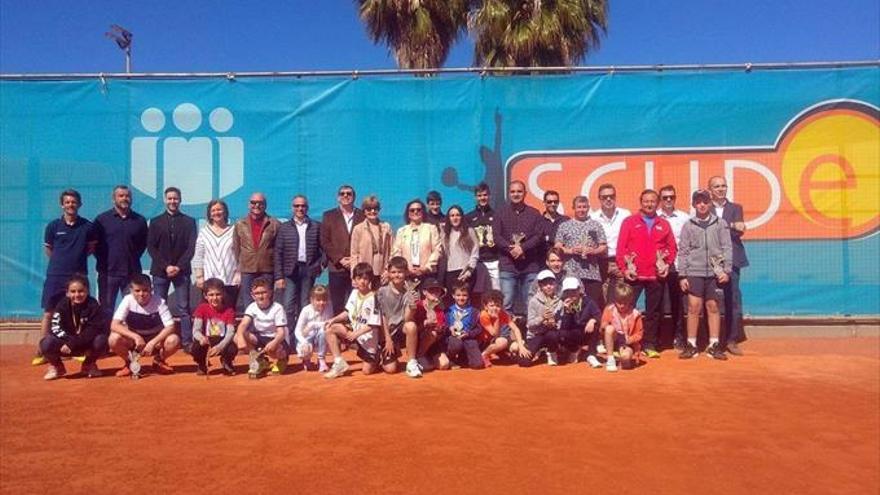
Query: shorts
xmin=41 ymin=275 xmax=70 ymax=311
xmin=611 ymin=332 xmax=629 ymax=351
xmin=686 ymin=276 xmax=720 ymax=301
xmin=377 ymin=323 xmax=405 ymax=356
xmin=480 ymin=324 xmax=512 ymax=346
xmin=253 ymin=333 xmax=290 ymax=353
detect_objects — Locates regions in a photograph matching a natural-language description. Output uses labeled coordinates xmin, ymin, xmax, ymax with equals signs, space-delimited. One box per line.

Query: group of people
xmin=36 ymin=176 xmax=749 ymax=380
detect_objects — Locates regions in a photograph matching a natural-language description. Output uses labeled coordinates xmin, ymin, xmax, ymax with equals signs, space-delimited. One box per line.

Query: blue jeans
xmin=152 ymin=273 xmax=192 ymax=347
xmin=98 ymin=273 xmax=130 ymax=318
xmin=238 ymin=272 xmax=273 ymax=313
xmin=499 ymin=271 xmax=537 ymax=316
xmin=281 ymin=262 xmax=316 ymax=338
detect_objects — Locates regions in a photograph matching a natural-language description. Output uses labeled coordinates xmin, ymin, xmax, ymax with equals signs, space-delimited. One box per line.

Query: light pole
xmin=105 ymin=24 xmax=133 ymax=73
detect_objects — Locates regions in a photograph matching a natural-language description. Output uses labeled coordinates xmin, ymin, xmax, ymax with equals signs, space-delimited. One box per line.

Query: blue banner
xmin=1 ymin=66 xmax=878 ymax=317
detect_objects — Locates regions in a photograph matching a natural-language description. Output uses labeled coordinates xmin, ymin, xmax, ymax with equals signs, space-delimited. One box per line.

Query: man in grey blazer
xmin=708 ymin=176 xmax=748 ymax=355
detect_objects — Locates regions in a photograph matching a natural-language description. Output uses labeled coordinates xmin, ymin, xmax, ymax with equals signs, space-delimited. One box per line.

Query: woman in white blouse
xmin=391 ymin=199 xmax=442 ymax=280
xmin=441 ymin=205 xmax=479 ymax=295
xmin=192 ymin=199 xmax=240 ymax=304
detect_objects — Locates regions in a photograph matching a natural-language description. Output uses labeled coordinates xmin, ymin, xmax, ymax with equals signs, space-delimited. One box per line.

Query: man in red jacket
xmin=616 ymin=189 xmax=677 ymax=358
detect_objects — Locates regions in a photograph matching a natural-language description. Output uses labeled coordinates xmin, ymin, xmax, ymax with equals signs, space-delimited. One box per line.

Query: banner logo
xmin=131 ymin=103 xmax=244 ymax=205
xmin=507 ymin=100 xmax=879 ymax=240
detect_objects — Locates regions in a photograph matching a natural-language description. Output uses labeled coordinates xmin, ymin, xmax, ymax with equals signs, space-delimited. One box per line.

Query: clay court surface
xmin=1 ymin=337 xmax=878 ymax=495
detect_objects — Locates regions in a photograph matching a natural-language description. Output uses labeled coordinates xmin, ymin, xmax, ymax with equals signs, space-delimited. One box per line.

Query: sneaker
xmin=82 ymin=362 xmax=102 ymax=378
xmin=405 ymin=359 xmax=423 ymax=378
xmin=72 ymin=355 xmax=86 ymax=363
xmin=606 ymin=356 xmax=618 ymax=372
xmin=706 ymin=342 xmax=728 ymax=361
xmin=271 ymin=359 xmax=288 ymax=375
xmin=32 ymin=355 xmax=47 ymax=366
xmin=221 ymin=358 xmax=236 ymax=376
xmin=153 ymin=359 xmax=175 ymax=375
xmin=679 ymin=343 xmax=699 ymax=360
xmin=726 ymin=342 xmax=744 ymax=356
xmin=596 ymin=343 xmax=607 ymax=354
xmin=586 ymin=355 xmax=602 ymax=368
xmin=644 ymin=347 xmax=661 ymax=359
xmin=673 ymin=339 xmax=686 ymax=352
xmin=546 ymin=352 xmax=559 ymax=366
xmin=318 ymin=361 xmax=329 ymax=373
xmin=43 ymin=364 xmax=66 ymax=380
xmin=323 ymin=359 xmax=350 ymax=380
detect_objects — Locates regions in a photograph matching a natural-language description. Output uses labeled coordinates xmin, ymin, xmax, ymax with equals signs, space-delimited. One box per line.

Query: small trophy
xmin=511 ymin=233 xmax=525 ymax=248
xmin=404 ymin=279 xmax=420 ymax=308
xmin=655 ymin=249 xmax=669 ymax=275
xmin=624 ymin=252 xmax=638 ymax=279
xmin=710 ymin=254 xmax=725 ymax=277
xmin=451 ymin=308 xmax=466 ymax=336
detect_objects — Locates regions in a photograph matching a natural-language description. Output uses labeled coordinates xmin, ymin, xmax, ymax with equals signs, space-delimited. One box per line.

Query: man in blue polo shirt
xmin=95 ymin=185 xmax=149 ymax=313
xmin=35 ymin=189 xmax=99 ymax=365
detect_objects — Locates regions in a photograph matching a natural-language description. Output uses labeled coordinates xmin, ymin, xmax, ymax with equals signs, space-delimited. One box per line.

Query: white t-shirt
xmin=245 ymin=301 xmax=287 ymax=338
xmin=112 ymin=294 xmax=175 ymax=335
xmin=345 ymin=290 xmax=381 ymax=352
xmin=590 ymin=207 xmax=631 ymax=257
xmin=294 ymin=303 xmax=333 ymax=343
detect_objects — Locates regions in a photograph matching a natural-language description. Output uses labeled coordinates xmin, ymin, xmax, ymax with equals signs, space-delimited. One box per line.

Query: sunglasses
xmin=292 ymin=204 xmax=308 ymax=209
xmin=409 ymin=208 xmax=423 ymax=213
xmin=365 ymin=206 xmax=380 ymax=212
xmin=599 ymin=194 xmax=616 ymax=200
xmin=249 ymin=200 xmax=266 ymax=206
xmin=545 ymin=200 xmax=559 ymax=204
xmin=661 ymin=195 xmax=676 ymax=200
xmin=338 ymin=191 xmax=353 ymax=197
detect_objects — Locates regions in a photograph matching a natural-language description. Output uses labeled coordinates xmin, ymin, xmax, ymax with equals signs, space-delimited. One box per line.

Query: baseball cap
xmin=561 ymin=277 xmax=581 ymax=292
xmin=536 ymin=269 xmax=556 ymax=282
xmin=692 ymin=189 xmax=712 ymax=203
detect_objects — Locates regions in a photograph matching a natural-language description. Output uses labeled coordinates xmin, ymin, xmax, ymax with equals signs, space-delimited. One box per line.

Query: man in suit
xmin=232 ymin=192 xmax=280 ymax=312
xmin=320 ymin=185 xmax=365 ymax=315
xmin=708 ymin=176 xmax=749 ymax=355
xmin=274 ymin=194 xmax=323 ymax=326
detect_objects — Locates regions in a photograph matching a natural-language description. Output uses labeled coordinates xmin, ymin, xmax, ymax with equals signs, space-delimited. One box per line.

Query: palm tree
xmin=469 ymin=0 xmax=608 ymax=68
xmin=357 ymin=0 xmax=471 ymax=70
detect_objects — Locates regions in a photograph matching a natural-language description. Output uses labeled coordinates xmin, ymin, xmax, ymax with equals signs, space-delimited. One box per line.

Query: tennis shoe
xmin=606 ymin=356 xmax=618 ymax=372
xmin=405 ymin=359 xmax=423 ymax=378
xmin=323 ymin=359 xmax=350 ymax=379
xmin=586 ymin=355 xmax=602 ymax=368
xmin=43 ymin=364 xmax=66 ymax=380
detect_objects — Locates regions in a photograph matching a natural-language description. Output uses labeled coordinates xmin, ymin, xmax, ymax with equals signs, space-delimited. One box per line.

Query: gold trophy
xmin=655 ymin=249 xmax=669 ymax=275
xmin=624 ymin=252 xmax=638 ymax=279
xmin=710 ymin=254 xmax=725 ymax=278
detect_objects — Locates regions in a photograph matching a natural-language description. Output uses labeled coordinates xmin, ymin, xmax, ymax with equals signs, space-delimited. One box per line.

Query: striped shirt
xmin=192 ymin=224 xmax=239 ymax=285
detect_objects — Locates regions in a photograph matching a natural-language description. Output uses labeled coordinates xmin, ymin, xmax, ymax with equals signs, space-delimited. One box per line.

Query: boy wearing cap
xmin=558 ymin=277 xmax=602 ymax=366
xmin=410 ymin=277 xmax=449 ymax=370
xmin=677 ymin=190 xmax=733 ymax=360
xmin=520 ymin=269 xmax=563 ymax=367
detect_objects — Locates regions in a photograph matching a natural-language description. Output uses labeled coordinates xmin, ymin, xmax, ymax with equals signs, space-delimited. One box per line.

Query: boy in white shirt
xmin=108 ymin=274 xmax=179 ymax=378
xmin=323 ymin=263 xmax=382 ymax=379
xmin=235 ymin=276 xmax=289 ymax=379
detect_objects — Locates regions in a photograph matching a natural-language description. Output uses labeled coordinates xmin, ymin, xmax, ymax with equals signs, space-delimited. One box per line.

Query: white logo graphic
xmin=131 ymin=103 xmax=244 ymax=205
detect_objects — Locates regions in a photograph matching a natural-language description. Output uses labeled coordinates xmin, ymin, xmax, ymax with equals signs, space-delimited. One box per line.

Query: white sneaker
xmin=323 ymin=359 xmax=350 ymax=380
xmin=43 ymin=364 xmax=65 ymax=381
xmin=606 ymin=356 xmax=618 ymax=372
xmin=586 ymin=355 xmax=602 ymax=368
xmin=405 ymin=359 xmax=423 ymax=378
xmin=546 ymin=352 xmax=559 ymax=366
xmin=596 ymin=343 xmax=607 ymax=354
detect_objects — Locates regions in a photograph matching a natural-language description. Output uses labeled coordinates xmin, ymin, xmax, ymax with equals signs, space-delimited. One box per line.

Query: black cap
xmin=692 ymin=189 xmax=711 ymax=203
xmin=420 ymin=277 xmax=445 ymax=294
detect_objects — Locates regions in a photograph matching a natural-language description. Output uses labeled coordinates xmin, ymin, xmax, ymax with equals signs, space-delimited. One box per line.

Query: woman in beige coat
xmin=392 ymin=199 xmax=442 ymax=279
xmin=350 ymin=195 xmax=393 ymax=285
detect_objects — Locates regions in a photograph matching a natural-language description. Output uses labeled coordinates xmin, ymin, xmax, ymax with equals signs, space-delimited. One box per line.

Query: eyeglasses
xmin=661 ymin=195 xmax=676 ymax=201
xmin=545 ymin=200 xmax=559 ymax=204
xmin=292 ymin=204 xmax=308 ymax=209
xmin=408 ymin=208 xmax=423 ymax=213
xmin=249 ymin=200 xmax=266 ymax=206
xmin=338 ymin=191 xmax=353 ymax=197
xmin=599 ymin=194 xmax=616 ymax=200
xmin=365 ymin=206 xmax=380 ymax=212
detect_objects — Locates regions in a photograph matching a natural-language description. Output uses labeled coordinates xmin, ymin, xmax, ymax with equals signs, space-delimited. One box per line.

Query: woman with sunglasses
xmin=441 ymin=205 xmax=479 ymax=296
xmin=392 ymin=199 xmax=442 ymax=281
xmin=350 ymin=195 xmax=393 ymax=286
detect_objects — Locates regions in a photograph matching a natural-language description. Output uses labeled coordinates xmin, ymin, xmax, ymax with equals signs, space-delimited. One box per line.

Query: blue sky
xmin=1 ymin=0 xmax=878 ymax=73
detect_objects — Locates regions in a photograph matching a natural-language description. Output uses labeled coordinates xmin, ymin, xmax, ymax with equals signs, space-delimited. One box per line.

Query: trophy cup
xmin=710 ymin=254 xmax=725 ymax=277
xmin=624 ymin=252 xmax=638 ymax=279
xmin=655 ymin=249 xmax=669 ymax=275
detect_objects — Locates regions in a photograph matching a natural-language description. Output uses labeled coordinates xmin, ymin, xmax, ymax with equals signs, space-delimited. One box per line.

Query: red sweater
xmin=616 ymin=214 xmax=677 ymax=280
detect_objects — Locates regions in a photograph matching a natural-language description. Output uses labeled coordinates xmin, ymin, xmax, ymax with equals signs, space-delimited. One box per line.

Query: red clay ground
xmin=1 ymin=337 xmax=878 ymax=495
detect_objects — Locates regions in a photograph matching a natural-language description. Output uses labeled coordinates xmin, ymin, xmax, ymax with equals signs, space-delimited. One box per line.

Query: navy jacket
xmin=717 ymin=202 xmax=749 ymax=268
xmin=274 ymin=217 xmax=323 ymax=280
xmin=147 ymin=211 xmax=197 ymax=276
xmin=95 ymin=208 xmax=148 ymax=277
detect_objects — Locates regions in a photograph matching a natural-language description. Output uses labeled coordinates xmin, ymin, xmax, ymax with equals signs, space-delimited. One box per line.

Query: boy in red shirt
xmin=191 ymin=278 xmax=238 ymax=376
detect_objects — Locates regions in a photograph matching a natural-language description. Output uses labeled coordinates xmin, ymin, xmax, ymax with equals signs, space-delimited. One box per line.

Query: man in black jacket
xmin=709 ymin=176 xmax=749 ymax=355
xmin=147 ymin=186 xmax=197 ymax=350
xmin=275 ymin=194 xmax=323 ymax=326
